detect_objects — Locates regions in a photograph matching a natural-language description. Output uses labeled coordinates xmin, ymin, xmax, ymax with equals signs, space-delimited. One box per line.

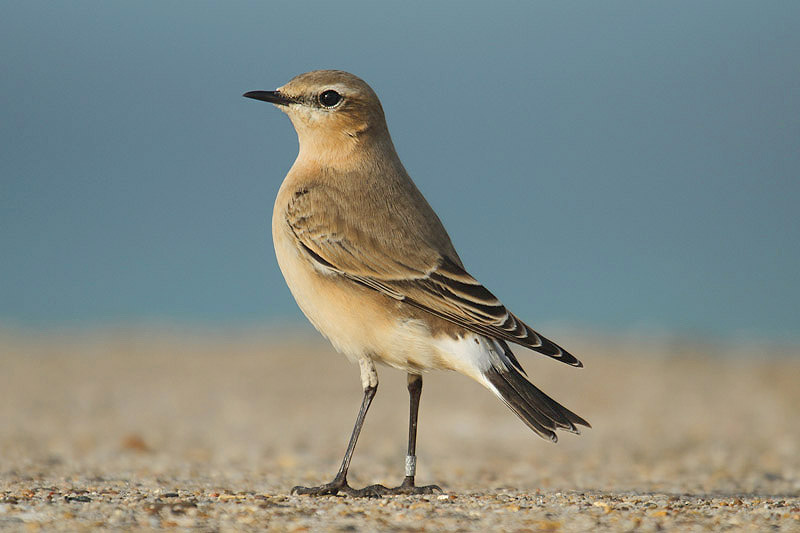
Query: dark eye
xmin=319 ymin=90 xmax=342 ymax=108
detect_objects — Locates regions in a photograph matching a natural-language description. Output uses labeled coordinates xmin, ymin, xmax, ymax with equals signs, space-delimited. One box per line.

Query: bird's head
xmin=244 ymin=70 xmax=391 ymax=163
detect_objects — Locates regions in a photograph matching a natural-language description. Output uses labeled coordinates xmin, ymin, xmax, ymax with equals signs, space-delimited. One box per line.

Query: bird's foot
xmin=394 ymin=476 xmax=443 ymax=495
xmin=291 ymin=476 xmax=385 ymax=498
xmin=292 ymin=475 xmax=352 ymax=497
xmin=292 ymin=476 xmax=442 ymax=498
xmin=358 ymin=477 xmax=443 ymax=496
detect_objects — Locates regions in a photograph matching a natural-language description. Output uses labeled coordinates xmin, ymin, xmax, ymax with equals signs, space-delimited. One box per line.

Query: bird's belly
xmin=272 ymin=225 xmax=453 ymax=373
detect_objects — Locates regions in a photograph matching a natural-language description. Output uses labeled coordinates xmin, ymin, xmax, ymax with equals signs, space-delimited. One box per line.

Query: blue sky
xmin=1 ymin=2 xmax=799 ymax=342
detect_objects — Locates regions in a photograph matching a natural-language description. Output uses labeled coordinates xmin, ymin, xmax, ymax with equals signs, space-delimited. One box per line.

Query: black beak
xmin=243 ymin=90 xmax=294 ymax=106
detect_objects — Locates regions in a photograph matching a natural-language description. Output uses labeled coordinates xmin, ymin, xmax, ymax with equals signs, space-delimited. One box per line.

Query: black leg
xmin=395 ymin=374 xmax=442 ymax=494
xmin=359 ymin=374 xmax=442 ymax=496
xmin=292 ymin=384 xmax=377 ymax=496
xmin=293 ymin=371 xmax=442 ymax=497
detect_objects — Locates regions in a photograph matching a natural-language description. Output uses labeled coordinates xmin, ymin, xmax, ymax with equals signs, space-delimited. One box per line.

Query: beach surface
xmin=1 ymin=327 xmax=798 ymax=531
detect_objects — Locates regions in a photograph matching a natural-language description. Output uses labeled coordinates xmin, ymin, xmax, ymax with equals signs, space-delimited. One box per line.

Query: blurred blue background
xmin=1 ymin=1 xmax=798 ymax=343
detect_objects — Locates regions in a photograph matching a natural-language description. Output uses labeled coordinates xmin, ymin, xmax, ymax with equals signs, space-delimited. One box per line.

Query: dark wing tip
xmin=558 ymin=347 xmax=583 ymax=367
xmin=527 ymin=328 xmax=584 ymax=367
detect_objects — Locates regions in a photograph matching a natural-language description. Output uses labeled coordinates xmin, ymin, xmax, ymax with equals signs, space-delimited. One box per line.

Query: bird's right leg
xmin=292 ymin=358 xmax=378 ymax=496
xmin=393 ymin=373 xmax=442 ymax=494
xmin=360 ymin=373 xmax=442 ymax=495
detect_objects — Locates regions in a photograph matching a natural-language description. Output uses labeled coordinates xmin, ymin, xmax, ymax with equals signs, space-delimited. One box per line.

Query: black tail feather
xmin=484 ymin=363 xmax=590 ymax=443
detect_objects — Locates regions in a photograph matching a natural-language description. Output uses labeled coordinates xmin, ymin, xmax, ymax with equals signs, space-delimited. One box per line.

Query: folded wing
xmin=285 ymin=184 xmax=583 ymax=367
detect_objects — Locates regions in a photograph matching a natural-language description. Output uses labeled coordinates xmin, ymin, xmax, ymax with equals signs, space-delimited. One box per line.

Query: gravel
xmin=1 ymin=327 xmax=798 ymax=531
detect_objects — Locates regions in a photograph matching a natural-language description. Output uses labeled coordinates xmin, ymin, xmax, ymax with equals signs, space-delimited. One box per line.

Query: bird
xmin=243 ymin=70 xmax=589 ymax=497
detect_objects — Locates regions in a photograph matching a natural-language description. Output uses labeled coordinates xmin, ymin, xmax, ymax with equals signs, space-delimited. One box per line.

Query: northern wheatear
xmin=244 ymin=70 xmax=589 ymax=497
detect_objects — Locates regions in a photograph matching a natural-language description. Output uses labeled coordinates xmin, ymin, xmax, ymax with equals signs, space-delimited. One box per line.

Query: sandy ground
xmin=0 ymin=327 xmax=798 ymax=532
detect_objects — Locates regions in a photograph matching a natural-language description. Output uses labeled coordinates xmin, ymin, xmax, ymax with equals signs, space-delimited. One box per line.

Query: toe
xmin=414 ymin=484 xmax=443 ymax=494
xmin=348 ymin=484 xmax=390 ymax=498
xmin=292 ymin=481 xmax=346 ymax=496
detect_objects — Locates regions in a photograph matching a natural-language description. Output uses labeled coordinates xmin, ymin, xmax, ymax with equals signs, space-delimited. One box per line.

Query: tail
xmin=483 ymin=341 xmax=590 ymax=442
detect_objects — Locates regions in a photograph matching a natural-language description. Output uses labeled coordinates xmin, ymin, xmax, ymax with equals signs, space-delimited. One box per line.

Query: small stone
xmin=120 ymin=434 xmax=150 ymax=453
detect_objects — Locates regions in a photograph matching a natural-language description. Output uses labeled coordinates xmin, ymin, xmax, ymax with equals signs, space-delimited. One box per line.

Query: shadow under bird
xmin=244 ymin=70 xmax=589 ymax=497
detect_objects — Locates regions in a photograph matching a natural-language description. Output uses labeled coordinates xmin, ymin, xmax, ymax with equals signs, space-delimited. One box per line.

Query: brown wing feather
xmin=285 ymin=185 xmax=583 ymax=367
